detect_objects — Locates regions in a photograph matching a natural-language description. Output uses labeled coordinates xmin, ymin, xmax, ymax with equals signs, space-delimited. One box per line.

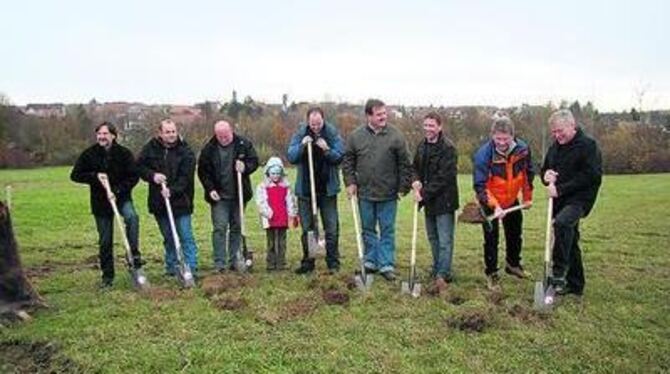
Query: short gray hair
xmin=548 ymin=109 xmax=576 ymax=127
xmin=491 ymin=115 xmax=514 ymax=135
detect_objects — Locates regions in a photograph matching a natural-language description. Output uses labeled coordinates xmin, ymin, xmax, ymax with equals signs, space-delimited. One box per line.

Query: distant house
xmin=23 ymin=103 xmax=66 ymax=118
xmin=169 ymin=105 xmax=203 ymax=125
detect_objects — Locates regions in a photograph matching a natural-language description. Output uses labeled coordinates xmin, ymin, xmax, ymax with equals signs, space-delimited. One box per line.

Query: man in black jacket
xmin=71 ymin=122 xmax=143 ymax=288
xmin=197 ymin=120 xmax=258 ymax=272
xmin=542 ymin=109 xmax=602 ymax=296
xmin=137 ymin=119 xmax=199 ymax=277
xmin=411 ymin=112 xmax=459 ymax=286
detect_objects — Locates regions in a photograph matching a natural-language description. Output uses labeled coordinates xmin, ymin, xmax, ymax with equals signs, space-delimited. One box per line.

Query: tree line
xmin=1 ymin=94 xmax=669 ymax=174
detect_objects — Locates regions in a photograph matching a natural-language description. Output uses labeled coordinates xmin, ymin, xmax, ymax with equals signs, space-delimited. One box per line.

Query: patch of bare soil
xmin=507 ymin=303 xmax=551 ymax=325
xmin=0 ymin=340 xmax=82 ymax=373
xmin=446 ymin=312 xmax=488 ymax=333
xmin=201 ymin=274 xmax=254 ymax=297
xmin=426 ymin=278 xmax=449 ymax=297
xmin=321 ymin=289 xmax=349 ymax=305
xmin=212 ymin=296 xmax=248 ymax=311
xmin=256 ymin=296 xmax=320 ymax=325
xmin=145 ymin=287 xmax=182 ymax=302
xmin=488 ymin=289 xmax=505 ymax=305
xmin=307 ymin=274 xmax=351 ymax=305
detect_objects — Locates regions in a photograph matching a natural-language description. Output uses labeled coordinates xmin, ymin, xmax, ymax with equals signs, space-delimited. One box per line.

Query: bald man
xmin=198 ymin=120 xmax=259 ymax=272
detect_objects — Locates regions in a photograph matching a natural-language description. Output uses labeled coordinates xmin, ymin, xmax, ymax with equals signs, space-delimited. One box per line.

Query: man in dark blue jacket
xmin=71 ymin=122 xmax=143 ymax=288
xmin=542 ymin=109 xmax=602 ymax=297
xmin=287 ymin=107 xmax=345 ymax=274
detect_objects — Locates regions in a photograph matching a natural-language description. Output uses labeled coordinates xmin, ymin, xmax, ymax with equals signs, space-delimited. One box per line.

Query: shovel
xmin=161 ymin=183 xmax=195 ymax=288
xmin=306 ymin=140 xmax=326 ymax=259
xmin=350 ymin=195 xmax=373 ymax=291
xmin=534 ymin=187 xmax=555 ymax=310
xmin=401 ymin=201 xmax=421 ymax=297
xmin=236 ymin=170 xmax=252 ymax=272
xmin=5 ymin=185 xmax=11 ymax=210
xmin=98 ymin=175 xmax=149 ymax=291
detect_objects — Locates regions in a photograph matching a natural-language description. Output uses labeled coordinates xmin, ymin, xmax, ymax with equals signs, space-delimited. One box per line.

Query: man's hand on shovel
xmin=97 ymin=173 xmax=115 ymax=202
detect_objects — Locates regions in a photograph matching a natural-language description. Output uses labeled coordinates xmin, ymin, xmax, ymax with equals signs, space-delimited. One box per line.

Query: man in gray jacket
xmin=342 ymin=98 xmax=412 ymax=281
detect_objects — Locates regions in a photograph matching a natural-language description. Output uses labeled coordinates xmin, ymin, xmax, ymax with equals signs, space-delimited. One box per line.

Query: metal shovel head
xmin=177 ymin=264 xmax=196 ymax=289
xmin=533 ymin=281 xmax=555 ymax=311
xmin=401 ymin=281 xmax=422 ymax=298
xmin=235 ymin=251 xmax=248 ymax=273
xmin=242 ymin=248 xmax=254 ymax=271
xmin=354 ymin=272 xmax=373 ymax=291
xmin=129 ymin=268 xmax=150 ymax=291
xmin=307 ymin=231 xmax=326 ymax=259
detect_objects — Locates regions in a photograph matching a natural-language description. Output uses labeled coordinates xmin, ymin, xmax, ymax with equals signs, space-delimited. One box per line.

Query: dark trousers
xmin=552 ymin=204 xmax=585 ymax=293
xmin=93 ymin=201 xmax=141 ymax=281
xmin=298 ymin=195 xmax=340 ymax=270
xmin=482 ymin=207 xmax=523 ymax=275
xmin=266 ymin=228 xmax=287 ymax=270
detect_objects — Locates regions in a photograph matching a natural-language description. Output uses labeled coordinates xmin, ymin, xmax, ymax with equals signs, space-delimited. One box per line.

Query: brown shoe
xmin=505 ymin=264 xmax=532 ymax=279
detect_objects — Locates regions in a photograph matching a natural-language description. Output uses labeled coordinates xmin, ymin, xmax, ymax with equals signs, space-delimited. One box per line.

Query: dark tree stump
xmin=0 ymin=201 xmax=44 ymax=316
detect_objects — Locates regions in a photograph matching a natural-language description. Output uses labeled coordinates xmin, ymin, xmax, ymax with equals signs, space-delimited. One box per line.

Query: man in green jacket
xmin=342 ymin=98 xmax=413 ymax=281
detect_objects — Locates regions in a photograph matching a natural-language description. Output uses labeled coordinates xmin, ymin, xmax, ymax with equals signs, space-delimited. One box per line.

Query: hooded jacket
xmin=255 ymin=157 xmax=297 ymax=229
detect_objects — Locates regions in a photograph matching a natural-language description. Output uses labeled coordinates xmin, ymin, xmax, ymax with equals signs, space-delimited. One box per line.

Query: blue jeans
xmin=425 ymin=212 xmax=455 ymax=280
xmin=156 ymin=214 xmax=198 ymax=274
xmin=298 ymin=195 xmax=340 ymax=269
xmin=359 ymin=199 xmax=397 ymax=273
xmin=210 ymin=199 xmax=241 ymax=270
xmin=94 ymin=200 xmax=141 ymax=281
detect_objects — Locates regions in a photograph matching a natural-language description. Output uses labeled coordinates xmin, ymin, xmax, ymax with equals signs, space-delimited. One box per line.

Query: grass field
xmin=1 ymin=167 xmax=669 ymax=373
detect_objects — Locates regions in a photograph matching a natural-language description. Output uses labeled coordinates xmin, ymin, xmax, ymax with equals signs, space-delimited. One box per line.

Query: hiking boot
xmin=294 ymin=265 xmax=314 ymax=275
xmin=328 ymin=267 xmax=340 ymax=275
xmin=380 ymin=270 xmax=397 ymax=282
xmin=505 ymin=264 xmax=532 ymax=279
xmin=486 ymin=272 xmax=501 ymax=291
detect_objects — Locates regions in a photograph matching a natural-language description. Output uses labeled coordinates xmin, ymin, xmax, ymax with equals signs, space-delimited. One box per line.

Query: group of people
xmin=71 ymin=99 xmax=602 ymax=299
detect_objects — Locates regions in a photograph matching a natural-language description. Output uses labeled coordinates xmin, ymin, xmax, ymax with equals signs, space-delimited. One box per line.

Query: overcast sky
xmin=2 ymin=0 xmax=668 ymax=111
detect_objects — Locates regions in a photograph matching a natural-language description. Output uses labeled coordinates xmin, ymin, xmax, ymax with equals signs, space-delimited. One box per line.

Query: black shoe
xmin=380 ymin=271 xmax=396 ymax=282
xmin=99 ymin=278 xmax=113 ymax=289
xmin=132 ymin=256 xmax=147 ymax=269
xmin=364 ymin=266 xmax=378 ymax=274
xmin=294 ymin=266 xmax=314 ymax=275
xmin=328 ymin=267 xmax=340 ymax=275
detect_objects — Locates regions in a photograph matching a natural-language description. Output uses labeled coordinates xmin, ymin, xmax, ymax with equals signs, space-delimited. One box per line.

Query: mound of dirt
xmin=201 ymin=274 xmax=252 ymax=297
xmin=507 ymin=304 xmax=551 ymax=324
xmin=256 ymin=296 xmax=320 ymax=325
xmin=488 ymin=289 xmax=505 ymax=305
xmin=213 ymin=296 xmax=247 ymax=311
xmin=426 ymin=278 xmax=449 ymax=297
xmin=322 ymin=289 xmax=349 ymax=305
xmin=446 ymin=312 xmax=488 ymax=333
xmin=145 ymin=287 xmax=181 ymax=302
xmin=447 ymin=294 xmax=466 ymax=305
xmin=0 ymin=340 xmax=81 ymax=373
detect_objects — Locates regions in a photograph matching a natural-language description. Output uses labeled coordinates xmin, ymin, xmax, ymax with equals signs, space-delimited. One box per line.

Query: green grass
xmin=1 ymin=167 xmax=669 ymax=373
